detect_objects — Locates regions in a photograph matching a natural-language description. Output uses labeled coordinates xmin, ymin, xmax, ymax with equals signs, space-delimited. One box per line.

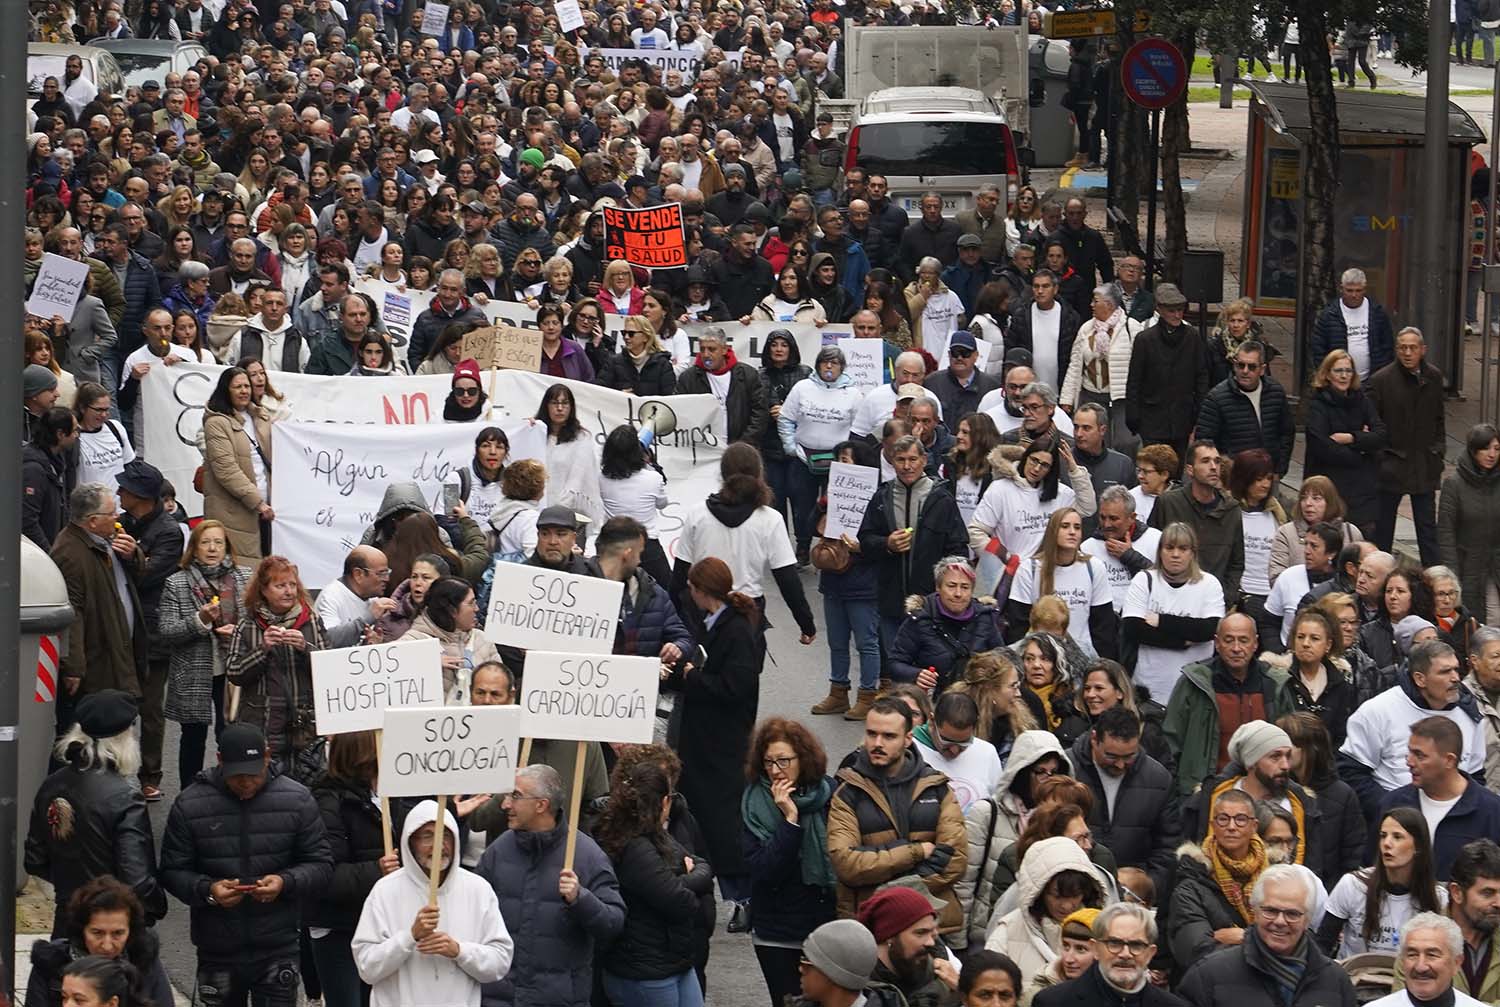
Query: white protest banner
xmin=270 ymin=418 xmax=545 ymax=587
xmin=311 ymin=638 xmax=445 ymax=736
xmin=520 ymin=651 xmax=659 ymax=745
xmin=485 ymin=563 xmax=623 ymax=655
xmin=420 ymin=1 xmax=450 ymax=36
xmin=555 ymin=0 xmax=585 ymax=33
xmin=26 ymin=253 xmax=91 ymax=321
xmin=379 ymin=704 xmax=521 ymax=797
xmin=588 ymin=47 xmax=701 ymax=75
xmin=824 ymin=462 xmax=879 ymax=538
xmin=142 ymin=366 xmax=725 ymax=560
xmin=836 ymin=337 xmax=884 ymax=389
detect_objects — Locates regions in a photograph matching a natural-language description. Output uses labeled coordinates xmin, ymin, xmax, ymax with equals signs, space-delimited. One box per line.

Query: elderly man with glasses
xmin=1034 ymin=904 xmax=1188 ymax=1007
xmin=1180 ymin=864 xmax=1356 ymax=1007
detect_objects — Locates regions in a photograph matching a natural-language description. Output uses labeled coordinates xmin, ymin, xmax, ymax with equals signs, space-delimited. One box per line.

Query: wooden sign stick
xmin=563 ymin=740 xmax=587 ymax=871
xmin=428 ymin=793 xmax=448 ymax=907
xmin=519 ymin=737 xmax=533 ymax=768
xmin=375 ymin=730 xmax=393 ymax=857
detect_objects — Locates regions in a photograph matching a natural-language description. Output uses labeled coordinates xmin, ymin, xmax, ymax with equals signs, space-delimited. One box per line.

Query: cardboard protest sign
xmin=555 ymin=0 xmax=585 ymax=32
xmin=824 ymin=463 xmax=880 ymax=539
xmin=520 ymin=651 xmax=659 ymax=745
xmin=311 ymin=638 xmax=444 ymax=735
xmin=836 ymin=338 xmax=884 ymax=389
xmin=26 ymin=253 xmax=91 ymax=321
xmin=420 ymin=2 xmax=449 ymax=36
xmin=379 ymin=704 xmax=522 ymax=797
xmin=603 ymin=203 xmax=687 ymax=268
xmin=460 ymin=325 xmax=543 ymax=371
xmin=485 ymin=564 xmax=623 ymax=656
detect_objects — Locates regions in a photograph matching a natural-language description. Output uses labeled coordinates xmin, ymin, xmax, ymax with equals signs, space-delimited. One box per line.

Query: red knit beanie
xmin=855 ymin=886 xmax=937 ymax=943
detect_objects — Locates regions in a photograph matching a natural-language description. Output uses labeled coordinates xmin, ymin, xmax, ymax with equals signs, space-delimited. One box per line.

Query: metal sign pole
xmin=1145 ymin=108 xmax=1161 ymax=288
xmin=1486 ymin=62 xmax=1500 ymax=423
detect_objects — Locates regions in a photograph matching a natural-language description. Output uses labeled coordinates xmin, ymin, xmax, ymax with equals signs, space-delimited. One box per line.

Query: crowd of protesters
xmin=19 ymin=1 xmax=1500 ymax=1007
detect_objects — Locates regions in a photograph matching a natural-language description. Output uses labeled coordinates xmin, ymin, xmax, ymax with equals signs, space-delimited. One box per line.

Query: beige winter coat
xmin=201 ymin=405 xmax=273 ymax=562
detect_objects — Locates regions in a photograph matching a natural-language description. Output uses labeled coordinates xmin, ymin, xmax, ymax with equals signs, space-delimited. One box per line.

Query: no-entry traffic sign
xmin=1121 ymin=38 xmax=1187 ymax=110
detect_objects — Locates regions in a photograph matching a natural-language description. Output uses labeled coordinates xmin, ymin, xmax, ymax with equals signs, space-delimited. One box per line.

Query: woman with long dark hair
xmin=535 ymin=383 xmax=604 ymax=531
xmin=594 ymin=761 xmax=714 ymax=1007
xmin=201 ymin=365 xmax=274 ymax=561
xmin=600 ymin=424 xmax=673 ymax=587
xmin=969 ymin=435 xmax=1096 ymax=569
xmin=399 ymin=576 xmax=500 ymax=705
xmin=741 ymin=718 xmax=837 ymax=1007
xmin=225 ymin=555 xmax=329 ymax=781
xmin=676 ymin=558 xmax=767 ymax=939
xmin=1317 ymin=805 xmax=1444 ymax=956
xmin=1356 ymin=566 xmax=1437 ymax=678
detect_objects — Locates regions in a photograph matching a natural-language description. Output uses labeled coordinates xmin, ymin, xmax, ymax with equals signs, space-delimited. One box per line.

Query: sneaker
xmin=727 ymin=901 xmax=751 ymax=933
xmin=1265 ymin=72 xmax=1279 ymax=82
xmin=1083 ymin=162 xmax=1103 ymax=172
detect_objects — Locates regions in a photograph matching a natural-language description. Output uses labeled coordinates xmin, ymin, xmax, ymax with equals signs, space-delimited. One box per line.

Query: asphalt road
xmin=143 ymin=563 xmax=865 ymax=1007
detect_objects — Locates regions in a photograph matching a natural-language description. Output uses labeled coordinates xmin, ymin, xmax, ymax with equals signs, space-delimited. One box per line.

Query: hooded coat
xmin=1165 ymin=841 xmax=1252 ymax=970
xmin=778 ymin=367 xmax=862 ymax=458
xmin=960 ymin=730 xmax=1075 ymax=947
xmin=808 ymin=251 xmax=857 ymax=322
xmin=890 ymin=592 xmax=1005 ymax=689
xmin=758 ymin=333 xmax=812 ymax=461
xmin=26 ymin=930 xmax=175 ymax=1007
xmin=983 ymin=836 xmax=1101 ymax=977
xmin=354 ymin=800 xmax=514 ymax=1007
xmin=827 ymin=747 xmax=968 ymax=932
xmin=1439 ymin=450 xmax=1500 ymax=611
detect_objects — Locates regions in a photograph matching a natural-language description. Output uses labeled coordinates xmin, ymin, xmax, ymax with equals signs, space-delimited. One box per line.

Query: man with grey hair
xmin=1181 ymin=864 xmax=1355 ymax=1007
xmin=1035 ymin=903 xmax=1184 ymax=1007
xmin=1464 ymin=626 xmax=1500 ymax=791
xmin=1085 ymin=485 xmax=1160 ymax=612
xmin=851 ymin=350 xmax=943 ymax=438
xmin=1368 ymin=325 xmax=1444 ymax=564
xmin=676 ymin=324 xmax=769 ymax=444
xmin=474 ymin=764 xmax=625 ymax=1007
xmin=1000 ymin=381 xmax=1076 ymax=451
xmin=51 ymin=483 xmax=148 ymax=710
xmin=1372 ymin=913 xmax=1485 ymax=1007
xmin=209 ymin=237 xmax=272 ymax=296
xmin=1313 ymin=266 xmax=1395 ymax=381
xmin=955 ymin=183 xmax=1009 ymax=264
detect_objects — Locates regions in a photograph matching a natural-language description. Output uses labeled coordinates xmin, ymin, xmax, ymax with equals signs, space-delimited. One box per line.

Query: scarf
xmin=1082 ymin=308 xmax=1124 ymax=391
xmin=1248 ymin=926 xmax=1310 ymax=1007
xmin=256 ymin=601 xmax=312 ymax=632
xmin=628 ymin=346 xmax=651 ymax=369
xmin=1204 ymin=833 xmax=1268 ymax=924
xmin=740 ymin=775 xmax=836 ymax=888
xmin=1207 ymin=776 xmax=1307 ymax=865
xmin=186 ymin=560 xmax=240 ymax=627
xmin=696 ymin=347 xmax=739 ymax=375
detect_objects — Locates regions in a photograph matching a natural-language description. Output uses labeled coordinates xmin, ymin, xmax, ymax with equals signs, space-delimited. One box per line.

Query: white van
xmin=844 ymin=87 xmax=1025 ymax=220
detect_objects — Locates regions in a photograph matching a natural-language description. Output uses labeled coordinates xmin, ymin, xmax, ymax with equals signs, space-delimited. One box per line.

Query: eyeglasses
xmin=762 ymin=756 xmax=796 ymax=770
xmin=1020 ymin=402 xmax=1050 ymax=414
xmin=1098 ymin=938 xmax=1152 ymax=956
xmin=1257 ymin=907 xmax=1306 ymax=923
xmin=506 ymin=790 xmax=542 ymax=802
xmin=1214 ymin=813 xmax=1254 ymax=828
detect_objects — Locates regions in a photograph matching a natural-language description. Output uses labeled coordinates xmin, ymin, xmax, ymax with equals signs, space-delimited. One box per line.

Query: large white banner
xmin=142 ymin=364 xmax=727 ymax=576
xmin=270 ymin=419 xmax=546 ymax=587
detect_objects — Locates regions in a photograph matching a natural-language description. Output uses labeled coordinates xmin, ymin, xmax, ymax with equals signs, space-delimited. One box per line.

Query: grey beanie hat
xmin=1394 ymin=615 xmax=1438 ymax=656
xmin=23 ymin=364 xmax=58 ymax=399
xmin=1226 ymin=720 xmax=1292 ymax=770
xmin=803 ymin=919 xmax=877 ymax=992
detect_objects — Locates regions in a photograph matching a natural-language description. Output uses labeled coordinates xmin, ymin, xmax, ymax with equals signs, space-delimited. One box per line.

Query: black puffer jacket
xmin=1178 ymin=928 xmax=1356 ymax=1007
xmin=858 ymin=477 xmax=971 ymax=619
xmin=1303 ymin=387 xmax=1387 ymax=533
xmin=1068 ymin=732 xmax=1181 ymax=894
xmin=759 ymin=342 xmax=811 ymax=462
xmin=1306 ymin=768 xmax=1367 ymax=891
xmin=306 ymin=773 xmax=412 ymax=933
xmin=1194 ymin=375 xmax=1297 ymax=475
xmin=889 ymin=592 xmax=1005 ymax=691
xmin=119 ymin=502 xmax=185 ymax=658
xmin=1163 ymin=843 xmax=1248 ymax=976
xmin=26 ymin=932 xmax=176 ymax=1007
xmin=159 ymin=765 xmax=333 ymax=963
xmin=25 ymin=761 xmax=168 ymax=934
xmin=596 ymin=349 xmax=678 ymax=396
xmin=601 ymin=834 xmax=715 ymax=980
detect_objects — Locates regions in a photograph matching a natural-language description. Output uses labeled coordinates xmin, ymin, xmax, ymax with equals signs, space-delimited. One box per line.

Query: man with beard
xmin=1375 ymin=915 xmax=1488 ymax=1007
xmin=1070 ymin=707 xmax=1180 ymax=895
xmin=828 ymin=699 xmax=967 ymax=936
xmin=712 ymin=225 xmax=775 ymax=318
xmin=1084 ymin=487 xmax=1160 ymax=614
xmin=1034 ymin=904 xmax=1187 ymax=1007
xmin=1379 ymin=717 xmax=1500 ymax=880
xmin=1179 ymin=865 xmax=1356 ymax=1007
xmin=1181 ymin=721 xmax=1327 ymax=884
xmin=706 ymin=164 xmax=754 ymax=227
xmin=490 ymin=193 xmax=557 ymax=270
xmin=854 ymin=886 xmax=959 ymax=1004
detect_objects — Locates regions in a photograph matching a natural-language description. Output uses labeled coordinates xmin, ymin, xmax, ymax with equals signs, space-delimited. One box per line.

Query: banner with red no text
xmin=603 ymin=203 xmax=688 ymax=268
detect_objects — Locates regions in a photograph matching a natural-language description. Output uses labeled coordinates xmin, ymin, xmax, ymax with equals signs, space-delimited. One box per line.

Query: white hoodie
xmin=353 ymin=800 xmax=514 ymax=1007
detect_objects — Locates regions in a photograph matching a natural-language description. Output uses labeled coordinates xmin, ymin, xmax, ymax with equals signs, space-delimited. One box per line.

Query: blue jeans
xmin=811 ymin=188 xmax=835 ymax=206
xmin=603 ymin=970 xmax=705 ymax=1007
xmin=785 ymin=460 xmax=825 ymax=554
xmin=825 ymin=595 xmax=881 ymax=689
xmin=310 ymin=931 xmax=367 ymax=1007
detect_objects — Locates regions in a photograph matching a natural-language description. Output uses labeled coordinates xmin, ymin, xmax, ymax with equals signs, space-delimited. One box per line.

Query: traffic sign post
xmin=1120 ymin=38 xmax=1187 ymax=289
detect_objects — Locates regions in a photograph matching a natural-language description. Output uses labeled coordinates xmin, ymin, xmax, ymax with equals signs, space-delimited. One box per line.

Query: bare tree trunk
xmin=1299 ymin=3 xmax=1340 ymax=377
xmin=1160 ymin=29 xmax=1197 ymax=284
xmin=1111 ymin=3 xmax=1148 ymax=246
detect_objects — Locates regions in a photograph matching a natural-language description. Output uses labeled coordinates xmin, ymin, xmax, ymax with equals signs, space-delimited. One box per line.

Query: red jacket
xmin=599 ymin=286 xmax=646 ymax=316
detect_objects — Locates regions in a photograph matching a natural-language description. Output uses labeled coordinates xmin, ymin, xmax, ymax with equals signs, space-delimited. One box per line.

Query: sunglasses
xmin=453 ymin=385 xmax=480 ymax=398
xmin=949 ymin=347 xmax=974 ymax=358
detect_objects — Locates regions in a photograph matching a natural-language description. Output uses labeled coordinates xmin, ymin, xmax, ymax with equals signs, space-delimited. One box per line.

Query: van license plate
xmin=904 ymin=196 xmax=961 ymax=211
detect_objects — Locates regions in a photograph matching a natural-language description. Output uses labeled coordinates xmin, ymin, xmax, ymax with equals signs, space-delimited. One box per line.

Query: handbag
xmin=809 ymin=514 xmax=852 ymax=573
